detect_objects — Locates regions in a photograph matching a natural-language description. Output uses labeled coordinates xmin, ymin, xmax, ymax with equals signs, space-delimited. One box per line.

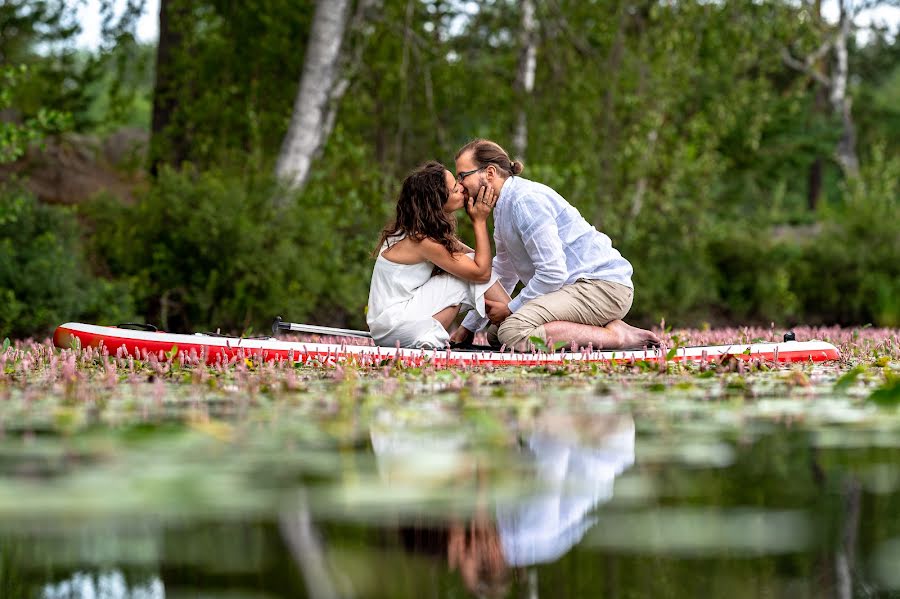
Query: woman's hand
xmin=465 ymin=185 xmax=496 ymax=224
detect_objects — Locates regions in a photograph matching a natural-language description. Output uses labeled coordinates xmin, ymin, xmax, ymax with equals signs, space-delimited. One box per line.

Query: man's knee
xmin=497 ymin=315 xmax=546 ymax=350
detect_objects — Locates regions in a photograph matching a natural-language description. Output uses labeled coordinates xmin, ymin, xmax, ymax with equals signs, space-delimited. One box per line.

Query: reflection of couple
xmin=370 ymin=412 xmax=635 ymax=595
xmin=367 ymin=138 xmax=659 ymax=351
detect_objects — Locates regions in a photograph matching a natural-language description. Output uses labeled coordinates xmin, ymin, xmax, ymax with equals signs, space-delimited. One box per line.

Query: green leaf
xmin=868 ymin=377 xmax=900 ymax=408
xmin=834 ymin=365 xmax=866 ymax=392
xmin=1 ymin=338 xmax=9 ymax=352
xmin=529 ymin=336 xmax=550 ymax=352
xmin=666 ymin=347 xmax=678 ymax=360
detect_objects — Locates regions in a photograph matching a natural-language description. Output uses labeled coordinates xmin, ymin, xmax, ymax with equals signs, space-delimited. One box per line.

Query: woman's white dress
xmin=367 ymin=236 xmax=498 ymax=348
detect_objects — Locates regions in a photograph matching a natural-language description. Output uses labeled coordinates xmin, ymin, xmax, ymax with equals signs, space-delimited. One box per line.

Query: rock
xmin=0 ymin=128 xmax=148 ymax=205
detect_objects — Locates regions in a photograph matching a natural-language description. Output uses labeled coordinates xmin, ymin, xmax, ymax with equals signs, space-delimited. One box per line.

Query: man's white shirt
xmin=460 ymin=176 xmax=633 ymax=333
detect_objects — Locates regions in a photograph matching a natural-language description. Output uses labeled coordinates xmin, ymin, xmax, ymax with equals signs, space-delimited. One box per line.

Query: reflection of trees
xmin=809 ymin=446 xmax=866 ymax=599
xmin=0 ymin=535 xmax=164 ymax=598
xmin=159 ymin=519 xmax=307 ymax=596
xmin=280 ymin=489 xmax=340 ymax=599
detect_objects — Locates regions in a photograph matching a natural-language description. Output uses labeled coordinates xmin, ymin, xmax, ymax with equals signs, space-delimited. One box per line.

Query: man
xmin=449 ymin=139 xmax=659 ymax=351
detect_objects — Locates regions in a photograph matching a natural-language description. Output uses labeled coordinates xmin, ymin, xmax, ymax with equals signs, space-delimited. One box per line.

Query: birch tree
xmin=274 ymin=0 xmax=354 ymax=195
xmin=782 ymin=0 xmax=861 ymax=179
xmin=512 ymin=0 xmax=537 ymax=160
xmin=830 ymin=0 xmax=858 ymax=175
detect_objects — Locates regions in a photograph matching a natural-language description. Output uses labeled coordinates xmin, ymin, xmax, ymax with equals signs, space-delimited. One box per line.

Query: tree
xmin=149 ymin=0 xmax=191 ymax=175
xmin=274 ymin=0 xmax=354 ymax=195
xmin=512 ymin=0 xmax=537 ymax=160
xmin=782 ymin=0 xmax=865 ymax=185
xmin=0 ymin=66 xmax=70 ymax=164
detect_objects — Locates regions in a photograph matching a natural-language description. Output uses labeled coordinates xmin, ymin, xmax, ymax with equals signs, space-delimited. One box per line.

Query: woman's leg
xmin=433 ymin=304 xmax=461 ymax=330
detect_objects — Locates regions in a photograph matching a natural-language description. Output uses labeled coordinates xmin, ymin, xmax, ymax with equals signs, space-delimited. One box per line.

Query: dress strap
xmin=380 ymin=233 xmax=406 ymax=255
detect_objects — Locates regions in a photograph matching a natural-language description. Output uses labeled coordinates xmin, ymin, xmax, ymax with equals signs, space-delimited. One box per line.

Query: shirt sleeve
xmin=460 ymin=235 xmax=519 ymax=333
xmin=460 ymin=306 xmax=489 ymax=332
xmin=507 ymin=196 xmax=567 ymax=314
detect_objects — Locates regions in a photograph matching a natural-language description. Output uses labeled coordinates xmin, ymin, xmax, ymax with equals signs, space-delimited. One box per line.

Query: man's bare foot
xmin=605 ymin=319 xmax=660 ymax=348
xmin=535 ymin=319 xmax=660 ymax=351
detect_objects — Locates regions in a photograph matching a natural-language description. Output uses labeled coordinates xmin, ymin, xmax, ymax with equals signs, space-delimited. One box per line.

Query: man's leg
xmin=497 ymin=280 xmax=658 ymax=351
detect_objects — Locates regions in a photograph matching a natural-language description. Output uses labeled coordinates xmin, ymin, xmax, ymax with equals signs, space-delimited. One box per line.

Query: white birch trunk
xmin=275 ymin=0 xmax=353 ymax=195
xmin=279 ymin=490 xmax=338 ymax=599
xmin=831 ymin=0 xmax=859 ymax=176
xmin=513 ymin=0 xmax=537 ymax=160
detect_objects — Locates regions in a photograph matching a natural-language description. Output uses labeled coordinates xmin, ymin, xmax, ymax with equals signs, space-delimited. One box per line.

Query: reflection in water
xmin=497 ymin=416 xmax=634 ymax=567
xmin=0 ymin=390 xmax=898 ymax=598
xmin=370 ymin=410 xmax=634 ymax=594
xmin=42 ymin=571 xmax=163 ymax=599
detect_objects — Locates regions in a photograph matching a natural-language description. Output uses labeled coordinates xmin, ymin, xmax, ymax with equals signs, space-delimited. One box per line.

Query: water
xmin=1 ymin=370 xmax=899 ymax=598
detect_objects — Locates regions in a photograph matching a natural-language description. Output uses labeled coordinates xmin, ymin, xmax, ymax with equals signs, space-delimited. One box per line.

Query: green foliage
xmin=0 ymin=1 xmax=101 ymax=131
xmin=2 ymin=0 xmax=899 ymax=335
xmin=0 ymin=185 xmax=133 ymax=339
xmin=791 ymin=149 xmax=900 ymax=327
xmin=81 ymin=41 xmax=156 ymax=132
xmin=149 ymin=0 xmax=315 ymax=169
xmin=529 ymin=336 xmax=567 ymax=352
xmin=85 ymin=159 xmax=390 ymax=332
xmin=0 ymin=65 xmax=72 ymax=164
xmin=868 ymin=373 xmax=900 ymax=408
xmin=834 ymin=365 xmax=866 ymax=392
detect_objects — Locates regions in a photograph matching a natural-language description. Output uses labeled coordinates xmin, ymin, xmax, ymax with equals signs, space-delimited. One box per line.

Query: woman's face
xmin=443 ymin=170 xmax=465 ymax=214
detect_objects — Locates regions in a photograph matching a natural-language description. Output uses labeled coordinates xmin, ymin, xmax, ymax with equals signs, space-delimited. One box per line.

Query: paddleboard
xmin=53 ymin=322 xmax=841 ymax=367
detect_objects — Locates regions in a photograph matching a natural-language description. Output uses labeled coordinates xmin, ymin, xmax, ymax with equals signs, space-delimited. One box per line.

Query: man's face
xmin=454 ymin=151 xmax=489 ymax=200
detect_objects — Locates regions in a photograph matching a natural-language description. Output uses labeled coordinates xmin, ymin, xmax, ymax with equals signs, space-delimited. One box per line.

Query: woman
xmin=367 ymin=161 xmax=511 ymax=349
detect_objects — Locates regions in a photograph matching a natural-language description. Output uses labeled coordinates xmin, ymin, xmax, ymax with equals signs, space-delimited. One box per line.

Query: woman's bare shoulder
xmin=381 ymin=236 xmax=424 ymax=264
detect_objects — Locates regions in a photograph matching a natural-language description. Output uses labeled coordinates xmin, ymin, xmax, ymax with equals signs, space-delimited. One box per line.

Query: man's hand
xmin=449 ymin=326 xmax=474 ymax=345
xmin=485 ymin=299 xmax=511 ymax=325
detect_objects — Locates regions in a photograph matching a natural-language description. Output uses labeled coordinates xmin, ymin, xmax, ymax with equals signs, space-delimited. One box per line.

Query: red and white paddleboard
xmin=53 ymin=322 xmax=841 ymax=367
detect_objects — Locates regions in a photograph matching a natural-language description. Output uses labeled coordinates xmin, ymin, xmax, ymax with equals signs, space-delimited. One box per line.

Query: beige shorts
xmin=493 ymin=279 xmax=633 ymax=349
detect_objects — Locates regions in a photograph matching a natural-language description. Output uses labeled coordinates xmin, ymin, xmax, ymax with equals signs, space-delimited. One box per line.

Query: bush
xmin=0 ymin=184 xmax=133 ymax=339
xmin=85 ymin=164 xmax=390 ymax=334
xmin=791 ymin=149 xmax=900 ymax=326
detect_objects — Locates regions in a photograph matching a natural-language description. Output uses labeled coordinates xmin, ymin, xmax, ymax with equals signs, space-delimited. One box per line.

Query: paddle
xmin=271 ymin=316 xmax=372 ymax=338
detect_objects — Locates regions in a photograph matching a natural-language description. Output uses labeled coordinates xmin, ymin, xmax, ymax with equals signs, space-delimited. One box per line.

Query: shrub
xmin=0 ymin=184 xmax=133 ymax=338
xmin=85 ymin=165 xmax=390 ymax=333
xmin=792 ymin=149 xmax=900 ymax=326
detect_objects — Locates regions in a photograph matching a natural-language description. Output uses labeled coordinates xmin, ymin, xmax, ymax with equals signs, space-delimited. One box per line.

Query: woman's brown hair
xmin=455 ymin=139 xmax=524 ymax=177
xmin=374 ymin=161 xmax=459 ymax=257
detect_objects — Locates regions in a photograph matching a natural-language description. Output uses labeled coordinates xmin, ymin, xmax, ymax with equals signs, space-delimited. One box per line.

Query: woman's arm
xmin=418 ymin=186 xmax=496 ymax=283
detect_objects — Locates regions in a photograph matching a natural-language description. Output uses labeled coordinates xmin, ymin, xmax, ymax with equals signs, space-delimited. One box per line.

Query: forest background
xmin=1 ymin=0 xmax=898 ymax=339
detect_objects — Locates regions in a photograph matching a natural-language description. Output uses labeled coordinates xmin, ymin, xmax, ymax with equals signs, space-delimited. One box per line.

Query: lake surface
xmin=1 ymin=362 xmax=899 ymax=598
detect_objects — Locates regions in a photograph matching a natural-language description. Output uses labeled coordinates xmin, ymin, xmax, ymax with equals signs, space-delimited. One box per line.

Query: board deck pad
xmin=53 ymin=323 xmax=842 ymax=367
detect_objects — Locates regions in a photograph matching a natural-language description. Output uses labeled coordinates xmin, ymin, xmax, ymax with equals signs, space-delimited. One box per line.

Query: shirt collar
xmin=497 ymin=174 xmax=518 ymax=209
